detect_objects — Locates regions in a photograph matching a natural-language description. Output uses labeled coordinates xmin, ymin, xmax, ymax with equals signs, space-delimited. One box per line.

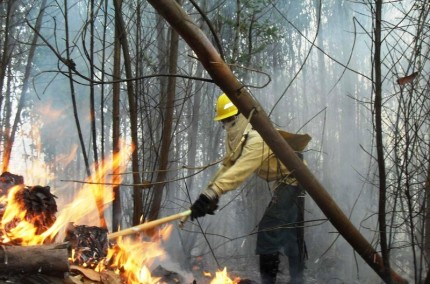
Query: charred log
xmin=152 ymin=265 xmax=185 ymax=283
xmin=0 ymin=242 xmax=69 ymax=276
xmin=64 ymin=223 xmax=109 ymax=267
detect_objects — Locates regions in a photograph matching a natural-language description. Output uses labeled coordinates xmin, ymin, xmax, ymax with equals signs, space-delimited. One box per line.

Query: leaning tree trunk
xmin=146 ymin=1 xmax=406 ymax=283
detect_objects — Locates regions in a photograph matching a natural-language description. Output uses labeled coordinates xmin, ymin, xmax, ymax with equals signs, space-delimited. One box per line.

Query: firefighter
xmin=190 ymin=93 xmax=308 ymax=284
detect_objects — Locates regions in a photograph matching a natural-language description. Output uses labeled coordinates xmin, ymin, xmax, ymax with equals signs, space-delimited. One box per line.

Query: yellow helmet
xmin=214 ymin=93 xmax=238 ymax=121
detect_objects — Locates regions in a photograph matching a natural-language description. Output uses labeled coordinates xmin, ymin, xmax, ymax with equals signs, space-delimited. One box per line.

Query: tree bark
xmin=0 ymin=1 xmax=17 ymax=117
xmin=0 ymin=243 xmax=69 ymax=275
xmin=146 ymin=1 xmax=406 ymax=283
xmin=64 ymin=0 xmax=91 ymax=177
xmin=111 ymin=0 xmax=122 ymax=232
xmin=425 ymin=142 xmax=430 ymax=278
xmin=148 ymin=20 xmax=180 ymax=223
xmin=113 ymin=0 xmax=144 ymax=226
xmin=374 ymin=1 xmax=391 ymax=283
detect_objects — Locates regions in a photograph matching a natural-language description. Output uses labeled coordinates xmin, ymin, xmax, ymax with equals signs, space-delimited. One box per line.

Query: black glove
xmin=190 ymin=193 xmax=219 ymax=221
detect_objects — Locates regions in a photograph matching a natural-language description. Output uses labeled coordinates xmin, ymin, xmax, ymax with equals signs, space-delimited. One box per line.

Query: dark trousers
xmin=259 ymin=253 xmax=304 ymax=284
xmin=256 ymin=183 xmax=306 ymax=283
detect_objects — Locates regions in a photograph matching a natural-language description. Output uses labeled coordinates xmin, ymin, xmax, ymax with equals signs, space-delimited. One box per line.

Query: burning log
xmin=14 ymin=185 xmax=57 ymax=232
xmin=64 ymin=223 xmax=109 ymax=267
xmin=0 ymin=242 xmax=69 ymax=276
xmin=1 ymin=185 xmax=58 ymax=244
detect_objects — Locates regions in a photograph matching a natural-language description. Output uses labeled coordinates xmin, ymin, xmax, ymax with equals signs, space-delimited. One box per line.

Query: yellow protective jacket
xmin=209 ymin=124 xmax=298 ymax=197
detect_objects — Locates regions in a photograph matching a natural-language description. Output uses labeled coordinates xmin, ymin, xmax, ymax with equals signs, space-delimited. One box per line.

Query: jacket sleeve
xmin=210 ymin=130 xmax=270 ymax=195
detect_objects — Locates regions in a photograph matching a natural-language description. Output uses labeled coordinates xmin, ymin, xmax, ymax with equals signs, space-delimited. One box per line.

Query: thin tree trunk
xmin=89 ymin=0 xmax=99 ymax=170
xmin=374 ymin=1 xmax=391 ymax=283
xmin=88 ymin=0 xmax=106 ymax=229
xmin=232 ymin=0 xmax=240 ymax=64
xmin=1 ymin=66 xmax=12 ymax=156
xmin=2 ymin=0 xmax=47 ymax=172
xmin=64 ymin=0 xmax=91 ymax=178
xmin=186 ymin=63 xmax=203 ymax=192
xmin=99 ymin=0 xmax=109 ymax=213
xmin=425 ymin=140 xmax=430 ymax=257
xmin=148 ymin=22 xmax=180 ymax=223
xmin=111 ymin=0 xmax=122 ymax=232
xmin=0 ymin=1 xmax=17 ymax=116
xmin=113 ymin=0 xmax=143 ymax=226
xmin=147 ymin=1 xmax=406 ymax=282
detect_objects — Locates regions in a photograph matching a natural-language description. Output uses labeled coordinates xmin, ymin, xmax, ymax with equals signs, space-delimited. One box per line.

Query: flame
xmin=210 ymin=267 xmax=241 ymax=284
xmin=97 ymin=225 xmax=172 ymax=283
xmin=0 ymin=143 xmax=133 ymax=245
xmin=0 ymin=185 xmax=38 ymax=243
xmin=204 ymin=271 xmax=212 ymax=277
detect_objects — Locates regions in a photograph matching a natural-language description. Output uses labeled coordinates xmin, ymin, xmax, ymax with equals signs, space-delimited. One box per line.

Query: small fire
xmin=0 ymin=185 xmax=38 ymax=243
xmin=0 ymin=141 xmax=177 ymax=283
xmin=97 ymin=226 xmax=172 ymax=283
xmin=210 ymin=267 xmax=241 ymax=284
xmin=0 ymin=144 xmax=131 ymax=245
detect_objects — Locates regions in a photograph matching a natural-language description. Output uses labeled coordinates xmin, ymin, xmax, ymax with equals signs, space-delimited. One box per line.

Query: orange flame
xmin=210 ymin=267 xmax=241 ymax=284
xmin=0 ymin=185 xmax=38 ymax=243
xmin=0 ymin=144 xmax=132 ymax=245
xmin=97 ymin=225 xmax=172 ymax=283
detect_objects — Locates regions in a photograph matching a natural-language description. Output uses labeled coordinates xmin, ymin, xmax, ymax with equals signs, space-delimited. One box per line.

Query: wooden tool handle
xmin=107 ymin=210 xmax=191 ymax=239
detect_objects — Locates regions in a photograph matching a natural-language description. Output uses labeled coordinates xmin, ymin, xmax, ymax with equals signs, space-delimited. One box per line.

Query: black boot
xmin=288 ymin=255 xmax=304 ymax=284
xmin=259 ymin=253 xmax=280 ymax=284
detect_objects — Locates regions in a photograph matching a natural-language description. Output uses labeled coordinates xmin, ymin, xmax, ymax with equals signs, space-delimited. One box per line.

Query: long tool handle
xmin=107 ymin=210 xmax=191 ymax=240
xmin=178 ymin=214 xmax=189 ymax=229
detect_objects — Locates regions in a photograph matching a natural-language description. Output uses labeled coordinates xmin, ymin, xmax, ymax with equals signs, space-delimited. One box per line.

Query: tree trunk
xmin=64 ymin=0 xmax=91 ymax=177
xmin=374 ymin=1 xmax=391 ymax=283
xmin=0 ymin=1 xmax=17 ymax=116
xmin=425 ymin=142 xmax=430 ymax=267
xmin=148 ymin=21 xmax=180 ymax=223
xmin=1 ymin=66 xmax=12 ymax=159
xmin=146 ymin=1 xmax=406 ymax=282
xmin=113 ymin=0 xmax=144 ymax=226
xmin=111 ymin=0 xmax=122 ymax=232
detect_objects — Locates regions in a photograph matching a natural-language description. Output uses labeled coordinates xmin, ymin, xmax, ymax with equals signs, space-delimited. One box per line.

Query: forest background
xmin=0 ymin=0 xmax=429 ymax=283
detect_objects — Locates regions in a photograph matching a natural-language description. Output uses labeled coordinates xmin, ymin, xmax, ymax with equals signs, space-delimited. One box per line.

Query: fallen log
xmin=0 ymin=242 xmax=69 ymax=275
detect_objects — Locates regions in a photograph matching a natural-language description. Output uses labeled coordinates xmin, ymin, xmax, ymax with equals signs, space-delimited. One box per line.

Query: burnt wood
xmin=0 ymin=242 xmax=69 ymax=275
